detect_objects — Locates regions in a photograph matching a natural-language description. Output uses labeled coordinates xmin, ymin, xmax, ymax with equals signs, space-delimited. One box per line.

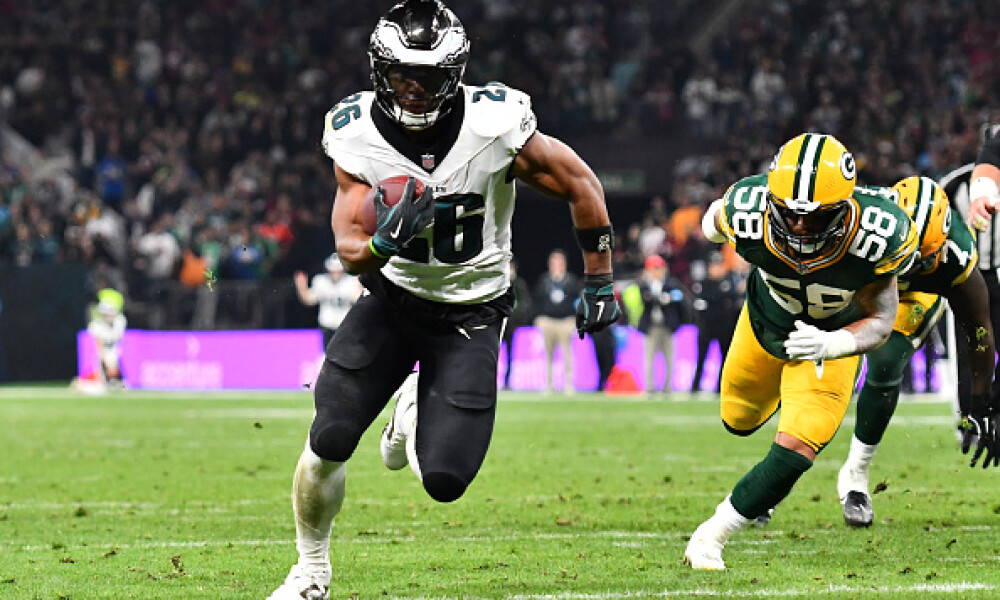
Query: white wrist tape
xmin=702 ymin=199 xmax=726 ymax=243
xmin=825 ymin=329 xmax=857 ymax=359
xmin=970 ymin=176 xmax=1000 ymax=204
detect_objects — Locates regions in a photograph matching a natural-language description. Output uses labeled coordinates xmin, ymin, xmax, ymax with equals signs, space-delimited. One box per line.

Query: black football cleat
xmin=753 ymin=508 xmax=774 ymax=527
xmin=842 ymin=491 xmax=874 ymax=528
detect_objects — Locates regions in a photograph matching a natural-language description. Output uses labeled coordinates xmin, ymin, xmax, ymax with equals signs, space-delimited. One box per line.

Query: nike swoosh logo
xmin=390 ymin=218 xmax=403 ymax=239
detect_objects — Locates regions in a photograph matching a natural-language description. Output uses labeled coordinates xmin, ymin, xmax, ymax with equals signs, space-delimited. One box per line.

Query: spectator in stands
xmin=94 ymin=137 xmax=128 ymax=214
xmin=0 ymin=0 xmax=997 ymax=334
xmin=533 ymin=249 xmax=581 ymax=394
xmin=681 ymin=63 xmax=717 ymax=137
xmin=133 ymin=213 xmax=181 ymax=328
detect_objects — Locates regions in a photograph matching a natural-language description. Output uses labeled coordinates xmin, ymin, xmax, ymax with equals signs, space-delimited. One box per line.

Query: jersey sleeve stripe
xmin=951 ymin=246 xmax=979 ymax=286
xmin=718 ymin=189 xmax=738 ymax=244
xmin=875 ymin=225 xmax=919 ymax=275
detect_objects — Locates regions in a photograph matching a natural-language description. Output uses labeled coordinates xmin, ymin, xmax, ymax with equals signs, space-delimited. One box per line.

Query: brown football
xmin=360 ymin=176 xmax=426 ymax=235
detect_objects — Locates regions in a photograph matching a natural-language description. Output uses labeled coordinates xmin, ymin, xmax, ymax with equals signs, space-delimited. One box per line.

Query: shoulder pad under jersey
xmin=463 ymin=83 xmax=537 ymax=150
xmin=322 ymin=92 xmax=374 ymax=150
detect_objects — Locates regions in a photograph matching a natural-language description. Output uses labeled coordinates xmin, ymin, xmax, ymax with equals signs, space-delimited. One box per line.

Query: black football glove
xmin=960 ymin=394 xmax=1000 ymax=468
xmin=575 ymin=273 xmax=621 ymax=339
xmin=371 ymin=177 xmax=435 ymax=258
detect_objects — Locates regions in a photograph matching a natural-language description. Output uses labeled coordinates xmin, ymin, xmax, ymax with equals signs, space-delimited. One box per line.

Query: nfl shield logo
xmin=421 ymin=153 xmax=435 ymax=170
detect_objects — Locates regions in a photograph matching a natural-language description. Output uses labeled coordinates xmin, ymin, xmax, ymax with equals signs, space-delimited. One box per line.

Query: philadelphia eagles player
xmin=268 ymin=1 xmax=619 ymax=598
xmin=685 ymin=133 xmax=919 ymax=570
xmin=837 ymin=176 xmax=998 ymax=528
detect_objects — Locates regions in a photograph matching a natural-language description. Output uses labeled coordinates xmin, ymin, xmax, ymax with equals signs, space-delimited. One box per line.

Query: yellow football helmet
xmin=892 ymin=176 xmax=951 ymax=272
xmin=766 ymin=133 xmax=856 ymax=260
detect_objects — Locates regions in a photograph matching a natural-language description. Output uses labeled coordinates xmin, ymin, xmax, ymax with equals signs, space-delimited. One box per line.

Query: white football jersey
xmin=322 ymin=84 xmax=538 ymax=304
xmin=310 ymin=272 xmax=362 ymax=330
xmin=88 ymin=313 xmax=126 ymax=349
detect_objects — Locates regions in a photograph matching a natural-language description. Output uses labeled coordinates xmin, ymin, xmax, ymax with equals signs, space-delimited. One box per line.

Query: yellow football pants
xmin=893 ymin=291 xmax=942 ymax=339
xmin=720 ymin=306 xmax=860 ymax=452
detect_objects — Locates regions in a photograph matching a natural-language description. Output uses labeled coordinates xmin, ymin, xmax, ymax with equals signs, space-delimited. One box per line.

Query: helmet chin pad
xmin=396 ymin=105 xmax=444 ymax=130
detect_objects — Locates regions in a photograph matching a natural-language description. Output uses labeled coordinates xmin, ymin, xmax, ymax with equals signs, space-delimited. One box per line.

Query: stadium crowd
xmin=0 ymin=0 xmax=997 ymax=330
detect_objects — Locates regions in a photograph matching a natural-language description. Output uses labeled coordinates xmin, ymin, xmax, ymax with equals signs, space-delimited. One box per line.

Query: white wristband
xmin=825 ymin=329 xmax=857 ymax=359
xmin=702 ymin=198 xmax=726 ymax=243
xmin=970 ymin=176 xmax=1000 ymax=204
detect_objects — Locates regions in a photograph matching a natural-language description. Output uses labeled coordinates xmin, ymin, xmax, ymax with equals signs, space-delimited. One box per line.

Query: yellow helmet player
xmin=891 ymin=176 xmax=952 ymax=272
xmin=766 ymin=133 xmax=857 ymax=259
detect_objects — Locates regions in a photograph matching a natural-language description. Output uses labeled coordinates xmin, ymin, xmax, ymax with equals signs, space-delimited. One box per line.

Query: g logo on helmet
xmin=839 ymin=152 xmax=856 ymax=180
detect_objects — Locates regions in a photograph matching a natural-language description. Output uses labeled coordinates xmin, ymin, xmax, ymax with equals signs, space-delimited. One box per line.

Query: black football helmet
xmin=369 ymin=0 xmax=469 ymax=130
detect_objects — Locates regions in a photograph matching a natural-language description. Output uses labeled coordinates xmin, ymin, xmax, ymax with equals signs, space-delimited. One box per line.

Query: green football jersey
xmin=899 ymin=207 xmax=978 ymax=293
xmin=720 ymin=174 xmax=919 ymax=358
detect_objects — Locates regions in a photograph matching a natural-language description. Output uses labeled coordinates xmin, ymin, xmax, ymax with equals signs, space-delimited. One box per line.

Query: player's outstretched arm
xmin=783 ymin=276 xmax=900 ymax=362
xmin=967 ymin=129 xmax=1000 ymax=231
xmin=511 ymin=132 xmax=611 ymax=274
xmin=844 ymin=274 xmax=900 ymax=354
xmin=967 ymin=163 xmax=1000 ymax=231
xmin=945 ymin=269 xmax=1000 ymax=467
xmin=331 ymin=164 xmax=390 ymax=274
xmin=947 ymin=270 xmax=996 ymax=397
xmin=511 ymin=132 xmax=620 ymax=337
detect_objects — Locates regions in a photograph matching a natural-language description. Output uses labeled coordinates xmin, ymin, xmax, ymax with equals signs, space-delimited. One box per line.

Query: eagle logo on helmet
xmin=764 ymin=133 xmax=857 ymax=273
xmin=891 ymin=176 xmax=951 ymax=272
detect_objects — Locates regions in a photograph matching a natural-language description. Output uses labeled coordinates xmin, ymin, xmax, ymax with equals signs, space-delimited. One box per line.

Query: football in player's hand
xmin=360 ymin=176 xmax=427 ymax=235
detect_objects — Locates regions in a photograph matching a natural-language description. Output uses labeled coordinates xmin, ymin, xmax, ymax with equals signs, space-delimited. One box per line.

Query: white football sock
xmin=694 ymin=495 xmax=750 ymax=546
xmin=713 ymin=495 xmax=751 ymax=540
xmin=845 ymin=435 xmax=878 ymax=474
xmin=838 ymin=436 xmax=877 ymax=498
xmin=292 ymin=441 xmax=345 ymax=566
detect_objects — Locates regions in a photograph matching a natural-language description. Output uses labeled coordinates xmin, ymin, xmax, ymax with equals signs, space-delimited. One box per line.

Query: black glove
xmin=371 ymin=177 xmax=435 ymax=258
xmin=575 ymin=273 xmax=620 ymax=339
xmin=960 ymin=394 xmax=1000 ymax=468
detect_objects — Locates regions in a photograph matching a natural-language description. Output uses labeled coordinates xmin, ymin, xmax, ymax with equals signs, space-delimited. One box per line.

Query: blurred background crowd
xmin=0 ymin=0 xmax=997 ymax=342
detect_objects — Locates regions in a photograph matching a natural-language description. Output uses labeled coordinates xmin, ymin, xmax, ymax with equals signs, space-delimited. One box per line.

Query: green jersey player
xmin=837 ymin=176 xmax=998 ymax=528
xmin=686 ymin=132 xmax=918 ymax=570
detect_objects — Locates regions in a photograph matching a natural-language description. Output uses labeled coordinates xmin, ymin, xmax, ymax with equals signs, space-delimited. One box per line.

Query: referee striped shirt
xmin=945 ymin=126 xmax=1000 ymax=270
xmin=938 ymin=163 xmax=999 ymax=269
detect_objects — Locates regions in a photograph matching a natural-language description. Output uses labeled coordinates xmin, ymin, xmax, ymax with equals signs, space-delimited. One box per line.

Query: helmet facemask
xmin=371 ymin=61 xmax=465 ymax=129
xmin=765 ymin=133 xmax=857 ymax=271
xmin=767 ymin=194 xmax=849 ymax=258
xmin=369 ymin=0 xmax=470 ymax=130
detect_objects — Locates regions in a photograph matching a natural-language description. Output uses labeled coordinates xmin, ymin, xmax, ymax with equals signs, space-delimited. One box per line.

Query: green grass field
xmin=2 ymin=386 xmax=999 ymax=599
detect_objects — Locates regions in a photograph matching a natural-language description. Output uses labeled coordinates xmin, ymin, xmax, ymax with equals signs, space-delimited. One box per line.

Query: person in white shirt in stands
xmin=294 ymin=253 xmax=363 ymax=349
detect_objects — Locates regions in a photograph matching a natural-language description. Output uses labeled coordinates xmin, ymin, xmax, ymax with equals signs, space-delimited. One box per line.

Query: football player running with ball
xmin=268 ymin=1 xmax=619 ymax=598
xmin=685 ymin=133 xmax=918 ymax=570
xmin=836 ymin=176 xmax=998 ymax=528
